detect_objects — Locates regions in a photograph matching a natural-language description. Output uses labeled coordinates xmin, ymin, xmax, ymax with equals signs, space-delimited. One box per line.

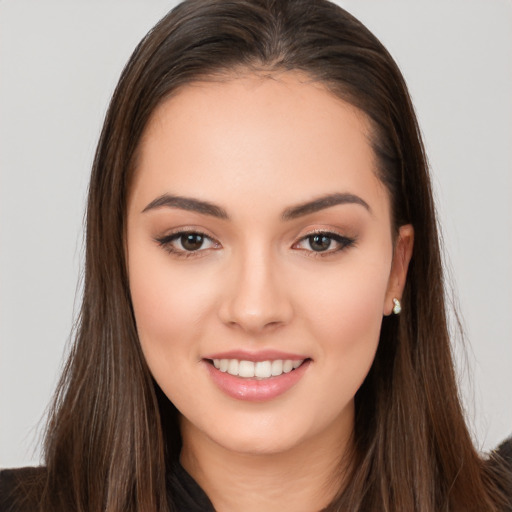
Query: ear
xmin=383 ymin=224 xmax=414 ymax=316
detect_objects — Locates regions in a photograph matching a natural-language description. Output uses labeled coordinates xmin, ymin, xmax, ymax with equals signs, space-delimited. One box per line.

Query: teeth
xmin=238 ymin=360 xmax=255 ymax=378
xmin=271 ymin=360 xmax=283 ymax=376
xmin=211 ymin=358 xmax=304 ymax=379
xmin=228 ymin=359 xmax=239 ymax=375
xmin=255 ymin=361 xmax=272 ymax=378
xmin=283 ymin=360 xmax=293 ymax=373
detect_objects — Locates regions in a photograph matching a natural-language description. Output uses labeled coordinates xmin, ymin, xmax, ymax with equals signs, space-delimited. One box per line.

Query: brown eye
xmin=155 ymin=230 xmax=219 ymax=256
xmin=294 ymin=231 xmax=356 ymax=256
xmin=181 ymin=233 xmax=205 ymax=251
xmin=308 ymin=234 xmax=332 ymax=252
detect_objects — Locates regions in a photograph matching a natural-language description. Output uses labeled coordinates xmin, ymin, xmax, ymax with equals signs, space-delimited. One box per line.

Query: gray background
xmin=1 ymin=0 xmax=511 ymax=468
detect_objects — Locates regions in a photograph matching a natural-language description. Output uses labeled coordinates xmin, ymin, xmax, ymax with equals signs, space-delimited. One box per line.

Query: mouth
xmin=206 ymin=358 xmax=309 ymax=380
xmin=202 ymin=351 xmax=312 ymax=401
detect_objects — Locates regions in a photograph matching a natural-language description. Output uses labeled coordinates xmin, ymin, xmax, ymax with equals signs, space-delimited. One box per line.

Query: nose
xmin=218 ymin=246 xmax=294 ymax=334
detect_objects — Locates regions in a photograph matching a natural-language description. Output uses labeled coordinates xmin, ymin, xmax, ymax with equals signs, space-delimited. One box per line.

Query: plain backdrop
xmin=1 ymin=0 xmax=511 ymax=468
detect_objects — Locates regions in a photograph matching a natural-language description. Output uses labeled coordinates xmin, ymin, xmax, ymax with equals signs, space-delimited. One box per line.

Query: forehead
xmin=131 ymin=72 xmax=389 ymax=219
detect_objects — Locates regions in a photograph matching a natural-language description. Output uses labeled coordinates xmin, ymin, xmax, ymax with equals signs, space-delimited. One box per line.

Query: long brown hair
xmin=35 ymin=1 xmax=510 ymax=510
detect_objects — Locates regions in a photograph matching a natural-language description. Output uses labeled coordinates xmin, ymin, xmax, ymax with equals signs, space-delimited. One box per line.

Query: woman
xmin=1 ymin=0 xmax=511 ymax=511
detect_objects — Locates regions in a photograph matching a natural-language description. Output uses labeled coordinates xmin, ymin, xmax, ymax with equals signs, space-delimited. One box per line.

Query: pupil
xmin=181 ymin=233 xmax=203 ymax=251
xmin=310 ymin=234 xmax=331 ymax=251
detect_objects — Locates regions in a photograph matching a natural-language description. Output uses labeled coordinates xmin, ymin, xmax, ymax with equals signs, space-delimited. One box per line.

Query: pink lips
xmin=202 ymin=351 xmax=311 ymax=402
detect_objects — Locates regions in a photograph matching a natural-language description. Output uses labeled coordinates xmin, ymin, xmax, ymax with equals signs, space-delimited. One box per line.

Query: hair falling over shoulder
xmin=27 ymin=1 xmax=512 ymax=511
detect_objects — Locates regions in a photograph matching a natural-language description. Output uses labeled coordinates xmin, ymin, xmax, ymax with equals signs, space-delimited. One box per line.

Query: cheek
xmin=127 ymin=244 xmax=214 ymax=375
xmin=131 ymin=269 xmax=207 ymax=336
xmin=303 ymin=254 xmax=389 ymax=328
xmin=297 ymin=254 xmax=390 ymax=376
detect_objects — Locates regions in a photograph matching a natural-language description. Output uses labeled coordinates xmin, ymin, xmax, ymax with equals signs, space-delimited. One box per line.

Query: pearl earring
xmin=392 ymin=298 xmax=402 ymax=315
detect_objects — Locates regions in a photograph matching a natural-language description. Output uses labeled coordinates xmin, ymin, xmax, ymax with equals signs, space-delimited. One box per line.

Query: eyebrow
xmin=281 ymin=193 xmax=371 ymax=220
xmin=142 ymin=194 xmax=229 ymax=218
xmin=142 ymin=192 xmax=370 ymax=220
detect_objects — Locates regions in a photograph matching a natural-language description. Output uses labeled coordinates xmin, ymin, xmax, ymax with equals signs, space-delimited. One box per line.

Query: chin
xmin=212 ymin=428 xmax=304 ymax=456
xmin=180 ymin=409 xmax=308 ymax=457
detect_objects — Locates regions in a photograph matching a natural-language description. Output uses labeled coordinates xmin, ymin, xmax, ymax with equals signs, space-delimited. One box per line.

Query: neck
xmin=179 ymin=415 xmax=353 ymax=512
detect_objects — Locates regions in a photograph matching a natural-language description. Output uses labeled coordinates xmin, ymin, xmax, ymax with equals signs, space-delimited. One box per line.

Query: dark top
xmin=1 ymin=438 xmax=511 ymax=511
xmin=167 ymin=462 xmax=215 ymax=511
xmin=0 ymin=461 xmax=214 ymax=512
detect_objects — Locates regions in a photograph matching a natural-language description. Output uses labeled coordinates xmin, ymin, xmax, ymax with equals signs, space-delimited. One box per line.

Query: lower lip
xmin=204 ymin=360 xmax=311 ymax=402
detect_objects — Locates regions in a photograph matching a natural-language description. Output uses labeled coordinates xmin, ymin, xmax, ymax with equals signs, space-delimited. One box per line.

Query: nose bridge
xmin=219 ymin=240 xmax=292 ymax=332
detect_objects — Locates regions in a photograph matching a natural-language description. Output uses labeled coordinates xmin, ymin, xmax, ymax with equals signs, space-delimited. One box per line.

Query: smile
xmin=211 ymin=358 xmax=304 ymax=379
xmin=204 ymin=356 xmax=311 ymax=401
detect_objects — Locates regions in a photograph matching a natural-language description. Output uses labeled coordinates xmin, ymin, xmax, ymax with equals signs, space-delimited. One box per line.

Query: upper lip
xmin=203 ymin=350 xmax=310 ymax=362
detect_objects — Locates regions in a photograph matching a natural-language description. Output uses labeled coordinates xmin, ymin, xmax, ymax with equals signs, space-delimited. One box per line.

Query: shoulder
xmin=490 ymin=436 xmax=512 ymax=476
xmin=0 ymin=467 xmax=46 ymax=512
xmin=488 ymin=437 xmax=512 ymax=511
xmin=495 ymin=437 xmax=512 ymax=466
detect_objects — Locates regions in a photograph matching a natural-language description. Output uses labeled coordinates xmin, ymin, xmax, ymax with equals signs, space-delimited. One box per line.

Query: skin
xmin=126 ymin=72 xmax=413 ymax=512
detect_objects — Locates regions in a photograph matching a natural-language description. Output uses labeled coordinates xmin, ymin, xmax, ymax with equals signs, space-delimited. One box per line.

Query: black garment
xmin=2 ymin=438 xmax=512 ymax=511
xmin=167 ymin=462 xmax=215 ymax=511
xmin=0 ymin=462 xmax=215 ymax=512
xmin=0 ymin=467 xmax=44 ymax=512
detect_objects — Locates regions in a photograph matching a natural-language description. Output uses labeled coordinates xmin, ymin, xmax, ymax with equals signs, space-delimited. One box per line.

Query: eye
xmin=178 ymin=233 xmax=210 ymax=251
xmin=294 ymin=231 xmax=355 ymax=255
xmin=155 ymin=230 xmax=220 ymax=256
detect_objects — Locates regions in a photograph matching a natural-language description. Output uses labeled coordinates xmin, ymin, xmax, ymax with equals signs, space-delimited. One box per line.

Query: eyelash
xmin=292 ymin=230 xmax=356 ymax=257
xmin=155 ymin=230 xmax=220 ymax=259
xmin=155 ymin=229 xmax=356 ymax=259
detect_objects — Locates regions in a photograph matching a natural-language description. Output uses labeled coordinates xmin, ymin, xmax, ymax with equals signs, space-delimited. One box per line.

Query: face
xmin=126 ymin=73 xmax=413 ymax=457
